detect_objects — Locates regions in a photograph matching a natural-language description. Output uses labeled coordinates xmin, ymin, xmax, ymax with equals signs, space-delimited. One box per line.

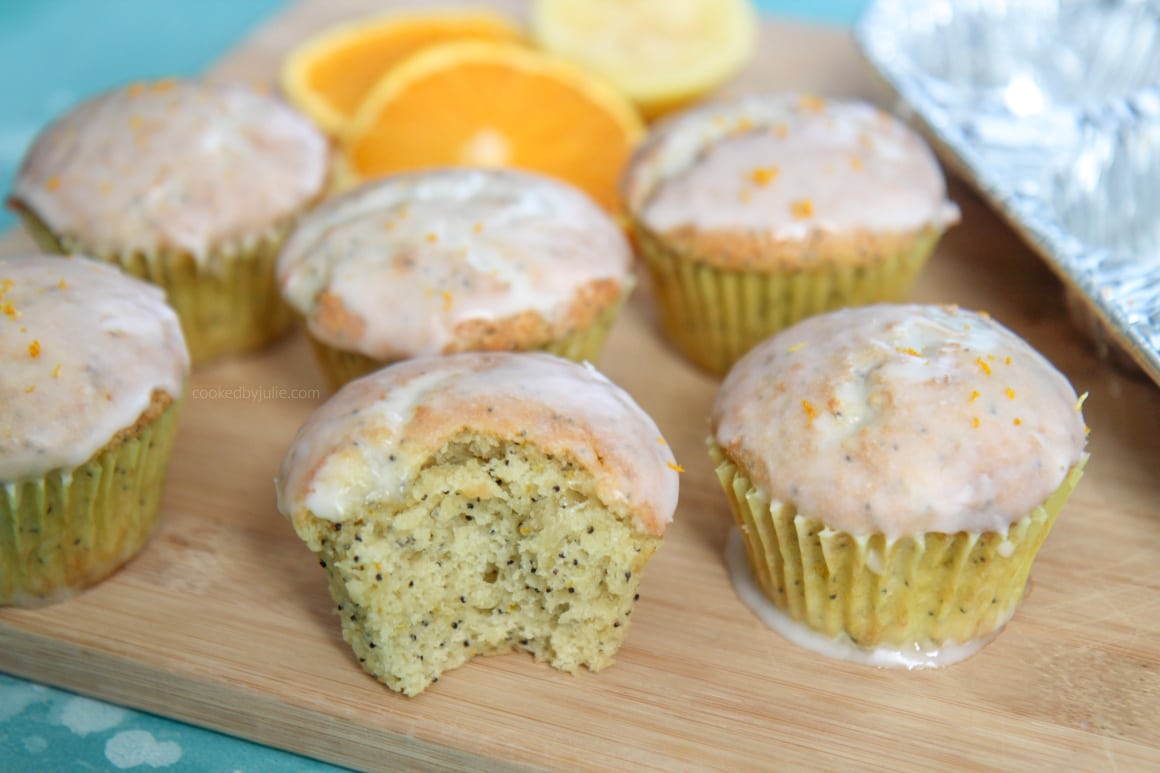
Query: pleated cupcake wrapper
xmin=0 ymin=399 xmax=183 ymax=606
xmin=306 ymin=291 xmax=631 ymax=391
xmin=630 ymin=222 xmax=940 ymax=375
xmin=709 ymin=442 xmax=1087 ymax=650
xmin=18 ymin=209 xmax=295 ymax=365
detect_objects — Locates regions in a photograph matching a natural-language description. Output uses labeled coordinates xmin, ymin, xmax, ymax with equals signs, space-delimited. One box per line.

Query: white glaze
xmin=0 ymin=255 xmax=189 ymax=481
xmin=725 ymin=529 xmax=995 ymax=668
xmin=276 ymin=169 xmax=633 ymax=358
xmin=711 ymin=304 xmax=1087 ymax=537
xmin=12 ymin=80 xmax=328 ymax=260
xmin=276 ymin=352 xmax=679 ymax=536
xmin=628 ymin=93 xmax=959 ymax=237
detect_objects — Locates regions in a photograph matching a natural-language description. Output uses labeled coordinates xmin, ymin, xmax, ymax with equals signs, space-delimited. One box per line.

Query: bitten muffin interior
xmin=294 ymin=432 xmax=659 ymax=696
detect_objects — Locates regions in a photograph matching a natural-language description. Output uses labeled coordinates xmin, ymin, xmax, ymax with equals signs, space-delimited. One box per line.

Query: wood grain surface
xmin=2 ymin=1 xmax=1158 ymax=770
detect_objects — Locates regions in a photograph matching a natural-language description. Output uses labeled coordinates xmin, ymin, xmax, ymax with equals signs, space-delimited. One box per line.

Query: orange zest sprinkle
xmin=802 ymin=399 xmax=817 ymax=423
xmin=1076 ymin=392 xmax=1089 ymax=412
xmin=666 ymin=461 xmax=685 ymax=473
xmin=24 ymin=384 xmax=36 ymax=394
xmin=972 ymin=417 xmax=980 ymax=428
xmin=28 ymin=340 xmax=41 ymax=359
xmin=472 ymin=222 xmax=485 ymax=234
xmin=748 ymin=165 xmax=779 ymax=186
xmin=441 ymin=290 xmax=453 ymax=311
xmin=3 ymin=302 xmax=20 ymax=319
xmin=1084 ymin=424 xmax=1091 ymax=436
xmin=657 ymin=436 xmax=667 ymax=445
xmin=790 ymin=199 xmax=814 ymax=219
xmin=52 ymin=364 xmax=62 ymax=379
xmin=896 ymin=346 xmax=922 ymax=358
xmin=1005 ymin=387 xmax=1016 ymax=400
xmin=57 ymin=279 xmax=68 ymax=290
xmin=1004 ymin=356 xmax=1012 ymax=365
xmin=46 ymin=176 xmax=62 ymax=192
xmin=152 ymin=78 xmax=177 ymax=93
xmin=798 ymin=94 xmax=826 ymax=112
xmin=976 ymin=357 xmax=992 ymax=375
xmin=849 ymin=155 xmax=864 ymax=171
xmin=969 ymin=390 xmax=980 ymax=403
xmin=425 ymin=232 xmax=438 ymax=243
xmin=978 ymin=310 xmax=991 ymax=319
xmin=1013 ymin=417 xmax=1022 ymax=426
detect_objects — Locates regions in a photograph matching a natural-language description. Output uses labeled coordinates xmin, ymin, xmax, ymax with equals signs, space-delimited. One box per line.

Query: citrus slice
xmin=341 ymin=41 xmax=645 ymax=211
xmin=530 ymin=0 xmax=758 ymax=118
xmin=280 ymin=8 xmax=522 ymax=135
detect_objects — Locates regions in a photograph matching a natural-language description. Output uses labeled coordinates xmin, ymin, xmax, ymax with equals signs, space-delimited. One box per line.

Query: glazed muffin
xmin=276 ymin=351 xmax=679 ymax=695
xmin=623 ymin=93 xmax=961 ymax=374
xmin=8 ymin=78 xmax=329 ymax=363
xmin=276 ymin=169 xmax=635 ymax=389
xmin=709 ymin=304 xmax=1087 ymax=666
xmin=0 ymin=255 xmax=189 ymax=606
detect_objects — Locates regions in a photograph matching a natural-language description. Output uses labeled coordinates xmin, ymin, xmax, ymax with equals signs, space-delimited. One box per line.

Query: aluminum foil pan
xmin=856 ymin=0 xmax=1160 ymax=386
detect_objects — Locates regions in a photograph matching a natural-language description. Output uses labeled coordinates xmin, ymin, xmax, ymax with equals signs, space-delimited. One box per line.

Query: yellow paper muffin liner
xmin=630 ymin=222 xmax=941 ymax=375
xmin=17 ymin=208 xmax=295 ymax=365
xmin=708 ymin=442 xmax=1087 ymax=651
xmin=305 ymin=293 xmax=630 ymax=390
xmin=0 ymin=398 xmax=183 ymax=607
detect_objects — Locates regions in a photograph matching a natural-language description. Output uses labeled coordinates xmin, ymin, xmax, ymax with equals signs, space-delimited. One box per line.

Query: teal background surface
xmin=0 ymin=1 xmax=868 ymax=770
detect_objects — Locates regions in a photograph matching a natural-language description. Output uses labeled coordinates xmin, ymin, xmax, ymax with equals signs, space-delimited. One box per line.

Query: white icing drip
xmin=276 ymin=352 xmax=679 ymax=535
xmin=12 ymin=80 xmax=327 ymax=259
xmin=725 ymin=530 xmax=995 ymax=669
xmin=276 ymin=169 xmax=633 ymax=359
xmin=0 ymin=256 xmax=189 ymax=481
xmin=712 ymin=304 xmax=1087 ymax=537
xmin=628 ymin=94 xmax=959 ymax=236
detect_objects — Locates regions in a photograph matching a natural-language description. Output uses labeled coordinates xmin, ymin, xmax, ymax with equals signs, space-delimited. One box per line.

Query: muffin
xmin=276 ymin=168 xmax=635 ymax=389
xmin=276 ymin=351 xmax=680 ymax=695
xmin=0 ymin=255 xmax=189 ymax=606
xmin=8 ymin=78 xmax=329 ymax=363
xmin=708 ymin=304 xmax=1087 ymax=666
xmin=623 ymin=93 xmax=961 ymax=374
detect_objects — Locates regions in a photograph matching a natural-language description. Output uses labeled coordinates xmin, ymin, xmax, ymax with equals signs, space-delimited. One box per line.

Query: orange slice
xmin=530 ymin=0 xmax=758 ymax=119
xmin=281 ymin=8 xmax=522 ymax=135
xmin=341 ymin=41 xmax=645 ymax=211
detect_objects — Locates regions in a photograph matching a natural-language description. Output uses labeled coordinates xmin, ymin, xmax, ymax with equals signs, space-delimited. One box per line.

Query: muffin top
xmin=711 ymin=304 xmax=1087 ymax=537
xmin=10 ymin=79 xmax=328 ymax=260
xmin=277 ymin=169 xmax=634 ymax=359
xmin=276 ymin=351 xmax=679 ymax=536
xmin=625 ymin=93 xmax=959 ymax=254
xmin=0 ymin=255 xmax=189 ymax=482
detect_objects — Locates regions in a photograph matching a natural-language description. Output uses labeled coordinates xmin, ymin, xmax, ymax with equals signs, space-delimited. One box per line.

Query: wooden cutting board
xmin=2 ymin=1 xmax=1158 ymax=770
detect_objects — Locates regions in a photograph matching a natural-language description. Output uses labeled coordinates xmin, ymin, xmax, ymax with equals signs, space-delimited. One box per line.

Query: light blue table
xmin=0 ymin=2 xmax=868 ymax=770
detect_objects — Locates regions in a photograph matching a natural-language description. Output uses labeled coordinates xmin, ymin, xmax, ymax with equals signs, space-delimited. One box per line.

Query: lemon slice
xmin=530 ymin=0 xmax=758 ymax=119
